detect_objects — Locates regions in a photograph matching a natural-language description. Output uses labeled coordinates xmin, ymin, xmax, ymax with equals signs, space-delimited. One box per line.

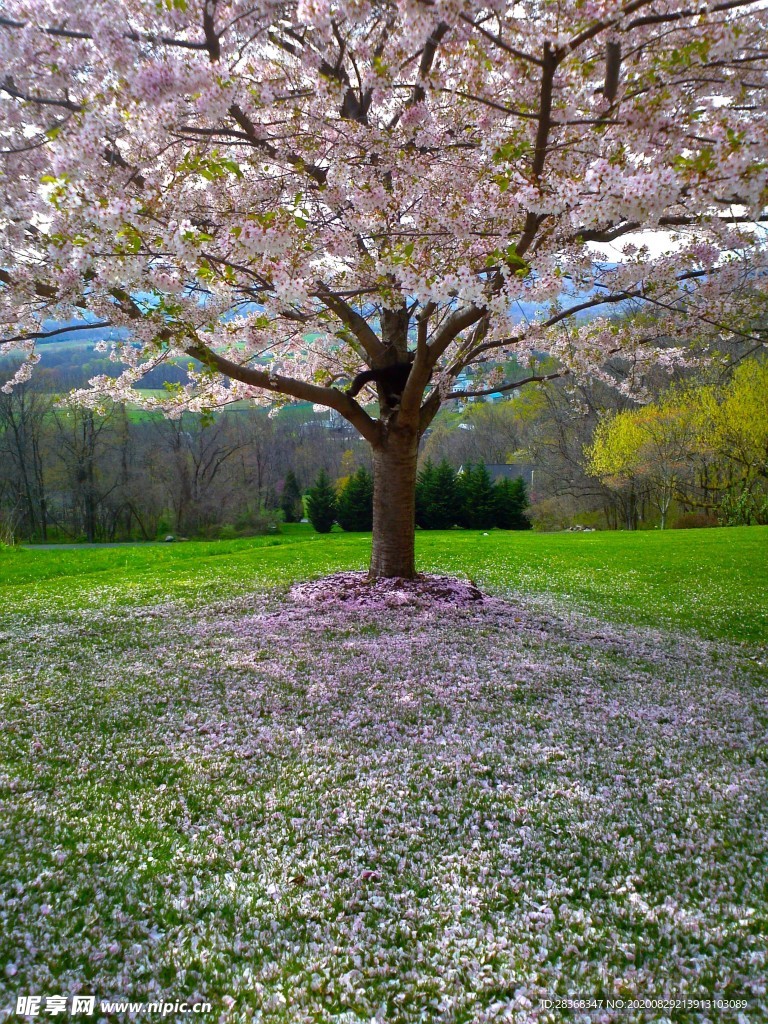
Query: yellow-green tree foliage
xmin=585 ymin=410 xmax=646 ymax=486
xmin=695 ymin=360 xmax=768 ymax=480
xmin=586 ymin=360 xmax=768 ymax=523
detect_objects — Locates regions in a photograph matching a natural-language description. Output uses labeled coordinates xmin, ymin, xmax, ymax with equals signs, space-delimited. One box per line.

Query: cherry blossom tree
xmin=1 ymin=0 xmax=766 ymax=576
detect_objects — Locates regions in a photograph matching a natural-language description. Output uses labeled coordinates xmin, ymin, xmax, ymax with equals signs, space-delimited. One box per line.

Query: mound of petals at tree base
xmin=289 ymin=571 xmax=484 ymax=608
xmin=0 ymin=592 xmax=766 ymax=1022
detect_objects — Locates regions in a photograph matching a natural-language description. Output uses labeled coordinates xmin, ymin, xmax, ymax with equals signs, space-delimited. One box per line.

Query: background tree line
xmin=303 ymin=461 xmax=532 ymax=534
xmin=1 ymin=342 xmax=765 ymax=543
xmin=0 ymin=387 xmax=368 ymax=544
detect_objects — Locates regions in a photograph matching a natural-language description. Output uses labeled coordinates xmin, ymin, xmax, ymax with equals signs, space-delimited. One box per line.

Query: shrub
xmin=673 ymin=512 xmax=719 ymax=529
xmin=0 ymin=525 xmax=16 ymax=547
xmin=156 ymin=517 xmax=171 ymax=538
xmin=305 ymin=469 xmax=337 ymax=533
xmin=201 ymin=509 xmax=281 ymax=539
xmin=233 ymin=507 xmax=282 ymax=535
xmin=336 ymin=467 xmax=373 ymax=531
xmin=717 ymin=489 xmax=768 ymax=527
xmin=527 ymin=497 xmax=571 ymax=532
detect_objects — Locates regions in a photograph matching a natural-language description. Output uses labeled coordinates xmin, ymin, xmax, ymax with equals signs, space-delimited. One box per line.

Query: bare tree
xmin=0 ymin=386 xmax=52 ymax=541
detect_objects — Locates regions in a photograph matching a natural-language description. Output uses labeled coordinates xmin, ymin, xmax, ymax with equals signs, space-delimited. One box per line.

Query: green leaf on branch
xmin=486 ymin=245 xmax=529 ymax=275
xmin=179 ymin=150 xmax=243 ymax=182
xmin=674 ymin=148 xmax=716 ymax=176
xmin=493 ymin=140 xmax=532 ymax=164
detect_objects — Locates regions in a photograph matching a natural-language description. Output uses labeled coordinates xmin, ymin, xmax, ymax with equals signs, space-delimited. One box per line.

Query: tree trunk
xmin=370 ymin=427 xmax=419 ymax=579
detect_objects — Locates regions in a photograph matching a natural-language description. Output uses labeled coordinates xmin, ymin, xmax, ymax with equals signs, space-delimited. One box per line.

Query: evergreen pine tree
xmin=432 ymin=460 xmax=459 ymax=529
xmin=280 ymin=470 xmax=304 ymax=523
xmin=305 ymin=469 xmax=337 ymax=533
xmin=512 ymin=476 xmax=532 ymax=530
xmin=263 ymin=485 xmax=279 ymax=510
xmin=336 ymin=467 xmax=374 ymax=531
xmin=415 ymin=460 xmax=437 ymax=528
xmin=418 ymin=459 xmax=459 ymax=529
xmin=455 ymin=465 xmax=472 ymax=528
xmin=494 ymin=476 xmax=532 ymax=530
xmin=459 ymin=462 xmax=497 ymax=529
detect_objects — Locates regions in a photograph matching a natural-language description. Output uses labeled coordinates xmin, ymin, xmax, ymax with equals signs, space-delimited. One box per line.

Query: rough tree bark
xmin=366 ymin=307 xmax=428 ymax=580
xmin=370 ymin=425 xmax=420 ymax=579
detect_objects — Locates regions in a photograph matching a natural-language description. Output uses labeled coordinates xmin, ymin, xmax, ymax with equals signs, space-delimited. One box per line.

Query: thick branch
xmin=626 ymin=0 xmax=762 ymax=30
xmin=186 ymin=343 xmax=381 ymax=444
xmin=416 ymin=301 xmax=437 ymax=357
xmin=445 ymin=293 xmax=636 ymax=382
xmin=565 ymin=0 xmax=656 ymax=51
xmin=314 ymin=286 xmax=386 ymax=362
xmin=532 ymin=43 xmax=557 ymax=181
xmin=411 ymin=22 xmax=449 ymax=105
xmin=0 ymin=268 xmax=57 ymax=300
xmin=0 ymin=265 xmax=382 ymax=437
xmin=516 ymin=42 xmax=559 ymax=257
xmin=398 ymin=302 xmax=438 ymax=428
xmin=2 ymin=320 xmax=112 ymax=345
xmin=603 ymin=41 xmax=622 ymax=104
xmin=1 ymin=76 xmax=81 ymax=112
xmin=459 ymin=13 xmax=543 ymax=65
xmin=0 ymin=14 xmax=210 ymax=49
xmin=227 ymin=102 xmax=327 ymax=186
xmin=443 ymin=268 xmax=717 ymax=386
xmin=202 ymin=1 xmax=221 ymax=61
xmin=418 ymin=388 xmax=442 ymax=436
xmin=576 ymin=210 xmax=767 ymax=243
xmin=103 ymin=147 xmax=146 ymax=189
xmin=446 ymin=370 xmax=566 ymax=400
xmin=427 ymin=305 xmax=486 ymax=366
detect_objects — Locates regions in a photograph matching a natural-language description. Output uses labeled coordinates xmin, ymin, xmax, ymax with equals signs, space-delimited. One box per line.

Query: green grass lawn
xmin=3 ymin=524 xmax=766 ymax=643
xmin=1 ymin=527 xmax=766 ymax=1022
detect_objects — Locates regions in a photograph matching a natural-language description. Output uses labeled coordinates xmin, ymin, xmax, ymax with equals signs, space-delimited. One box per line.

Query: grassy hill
xmin=1 ymin=525 xmax=766 ymax=1020
xmin=4 ymin=524 xmax=766 ymax=643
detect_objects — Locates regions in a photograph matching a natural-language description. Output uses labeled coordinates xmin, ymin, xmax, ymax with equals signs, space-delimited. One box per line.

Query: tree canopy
xmin=1 ymin=0 xmax=766 ymax=420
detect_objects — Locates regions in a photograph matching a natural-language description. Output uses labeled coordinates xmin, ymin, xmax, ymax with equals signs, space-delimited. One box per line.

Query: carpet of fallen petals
xmin=0 ymin=582 xmax=766 ymax=1023
xmin=289 ymin=571 xmax=485 ymax=608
